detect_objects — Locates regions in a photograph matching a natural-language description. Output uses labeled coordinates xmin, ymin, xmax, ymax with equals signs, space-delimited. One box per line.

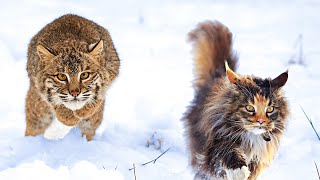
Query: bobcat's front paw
xmin=226 ymin=166 xmax=250 ymax=180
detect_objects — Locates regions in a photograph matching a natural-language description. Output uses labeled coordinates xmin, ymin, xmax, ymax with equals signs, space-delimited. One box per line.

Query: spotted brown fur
xmin=25 ymin=14 xmax=120 ymax=141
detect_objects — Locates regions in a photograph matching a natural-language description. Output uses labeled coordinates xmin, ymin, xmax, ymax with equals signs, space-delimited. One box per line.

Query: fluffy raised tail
xmin=188 ymin=20 xmax=238 ymax=90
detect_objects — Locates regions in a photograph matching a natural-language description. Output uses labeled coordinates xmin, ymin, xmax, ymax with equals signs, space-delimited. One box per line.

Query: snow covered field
xmin=0 ymin=0 xmax=319 ymax=179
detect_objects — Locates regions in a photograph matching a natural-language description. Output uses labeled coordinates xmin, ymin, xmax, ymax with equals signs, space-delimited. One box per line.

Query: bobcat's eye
xmin=266 ymin=106 xmax=274 ymax=113
xmin=245 ymin=105 xmax=255 ymax=112
xmin=80 ymin=72 xmax=90 ymax=80
xmin=57 ymin=73 xmax=67 ymax=81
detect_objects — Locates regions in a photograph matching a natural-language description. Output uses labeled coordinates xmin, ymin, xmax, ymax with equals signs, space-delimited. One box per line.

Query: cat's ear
xmin=89 ymin=40 xmax=103 ymax=57
xmin=37 ymin=45 xmax=55 ymax=61
xmin=225 ymin=61 xmax=239 ymax=83
xmin=271 ymin=70 xmax=288 ymax=88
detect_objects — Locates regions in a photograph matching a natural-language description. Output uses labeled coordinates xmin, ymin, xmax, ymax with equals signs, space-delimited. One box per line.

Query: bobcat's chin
xmin=63 ymin=100 xmax=87 ymax=110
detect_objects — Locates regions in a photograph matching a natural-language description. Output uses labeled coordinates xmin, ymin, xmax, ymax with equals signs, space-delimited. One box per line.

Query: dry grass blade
xmin=315 ymin=161 xmax=320 ymax=180
xmin=300 ymin=106 xmax=320 ymax=141
xmin=142 ymin=147 xmax=171 ymax=166
xmin=129 ymin=147 xmax=171 ymax=172
xmin=133 ymin=163 xmax=137 ymax=180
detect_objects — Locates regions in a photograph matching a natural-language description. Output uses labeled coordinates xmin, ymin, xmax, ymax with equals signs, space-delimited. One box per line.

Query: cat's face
xmin=235 ymin=83 xmax=285 ymax=135
xmin=225 ymin=63 xmax=288 ymax=136
xmin=36 ymin=41 xmax=109 ymax=110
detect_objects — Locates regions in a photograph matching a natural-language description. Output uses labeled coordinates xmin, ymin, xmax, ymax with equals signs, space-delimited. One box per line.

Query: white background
xmin=0 ymin=0 xmax=319 ymax=179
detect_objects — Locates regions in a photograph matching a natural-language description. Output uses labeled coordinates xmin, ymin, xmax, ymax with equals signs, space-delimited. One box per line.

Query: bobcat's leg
xmin=54 ymin=105 xmax=79 ymax=126
xmin=78 ymin=101 xmax=104 ymax=141
xmin=25 ymin=86 xmax=53 ymax=136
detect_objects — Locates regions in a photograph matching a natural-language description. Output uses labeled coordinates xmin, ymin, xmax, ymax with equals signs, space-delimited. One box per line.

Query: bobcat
xmin=25 ymin=14 xmax=120 ymax=141
xmin=184 ymin=21 xmax=289 ymax=179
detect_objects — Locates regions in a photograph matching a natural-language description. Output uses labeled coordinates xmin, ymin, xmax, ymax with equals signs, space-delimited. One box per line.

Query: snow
xmin=0 ymin=0 xmax=319 ymax=179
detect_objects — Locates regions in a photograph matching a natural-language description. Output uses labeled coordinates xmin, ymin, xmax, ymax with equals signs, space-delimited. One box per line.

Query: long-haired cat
xmin=25 ymin=14 xmax=120 ymax=141
xmin=183 ymin=21 xmax=289 ymax=180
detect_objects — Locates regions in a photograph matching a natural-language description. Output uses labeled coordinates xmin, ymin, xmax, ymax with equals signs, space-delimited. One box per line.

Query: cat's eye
xmin=80 ymin=72 xmax=90 ymax=80
xmin=57 ymin=73 xmax=67 ymax=81
xmin=245 ymin=105 xmax=255 ymax=112
xmin=266 ymin=106 xmax=274 ymax=113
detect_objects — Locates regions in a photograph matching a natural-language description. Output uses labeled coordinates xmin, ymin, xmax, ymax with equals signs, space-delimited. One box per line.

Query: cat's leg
xmin=223 ymin=149 xmax=250 ymax=180
xmin=194 ymin=171 xmax=219 ymax=180
xmin=25 ymin=87 xmax=53 ymax=136
xmin=78 ymin=102 xmax=104 ymax=141
xmin=248 ymin=161 xmax=268 ymax=180
xmin=226 ymin=166 xmax=250 ymax=180
xmin=203 ymin=145 xmax=249 ymax=180
xmin=202 ymin=143 xmax=249 ymax=180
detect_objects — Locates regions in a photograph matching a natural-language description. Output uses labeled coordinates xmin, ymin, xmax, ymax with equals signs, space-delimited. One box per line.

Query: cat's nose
xmin=70 ymin=88 xmax=80 ymax=97
xmin=257 ymin=119 xmax=265 ymax=124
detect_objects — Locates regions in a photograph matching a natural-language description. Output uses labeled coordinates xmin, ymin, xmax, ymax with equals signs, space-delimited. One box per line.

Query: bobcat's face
xmin=36 ymin=41 xmax=109 ymax=110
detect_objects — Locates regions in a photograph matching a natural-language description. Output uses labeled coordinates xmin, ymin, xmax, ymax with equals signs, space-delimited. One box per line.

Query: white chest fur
xmin=242 ymin=132 xmax=267 ymax=164
xmin=44 ymin=117 xmax=74 ymax=140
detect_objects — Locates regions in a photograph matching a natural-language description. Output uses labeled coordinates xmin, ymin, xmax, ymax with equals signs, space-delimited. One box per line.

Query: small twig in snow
xmin=142 ymin=147 xmax=171 ymax=166
xmin=132 ymin=163 xmax=137 ymax=180
xmin=129 ymin=147 xmax=171 ymax=171
xmin=300 ymin=106 xmax=320 ymax=141
xmin=315 ymin=161 xmax=320 ymax=180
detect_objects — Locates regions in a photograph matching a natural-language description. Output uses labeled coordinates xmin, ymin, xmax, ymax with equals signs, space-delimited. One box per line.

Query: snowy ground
xmin=0 ymin=0 xmax=320 ymax=179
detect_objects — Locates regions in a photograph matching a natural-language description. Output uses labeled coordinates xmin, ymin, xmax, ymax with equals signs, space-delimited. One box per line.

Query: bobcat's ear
xmin=89 ymin=40 xmax=103 ymax=57
xmin=37 ymin=45 xmax=55 ymax=61
xmin=271 ymin=70 xmax=288 ymax=88
xmin=225 ymin=61 xmax=239 ymax=83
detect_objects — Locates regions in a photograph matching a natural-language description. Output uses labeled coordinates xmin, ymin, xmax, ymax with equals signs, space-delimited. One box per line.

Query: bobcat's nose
xmin=69 ymin=88 xmax=80 ymax=97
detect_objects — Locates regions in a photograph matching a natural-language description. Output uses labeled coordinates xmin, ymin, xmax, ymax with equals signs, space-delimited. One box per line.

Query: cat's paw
xmin=226 ymin=166 xmax=250 ymax=180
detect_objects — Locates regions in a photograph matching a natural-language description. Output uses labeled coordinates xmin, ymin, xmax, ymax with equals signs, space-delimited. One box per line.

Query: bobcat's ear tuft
xmin=271 ymin=70 xmax=288 ymax=88
xmin=37 ymin=45 xmax=55 ymax=61
xmin=89 ymin=40 xmax=103 ymax=57
xmin=225 ymin=61 xmax=239 ymax=83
